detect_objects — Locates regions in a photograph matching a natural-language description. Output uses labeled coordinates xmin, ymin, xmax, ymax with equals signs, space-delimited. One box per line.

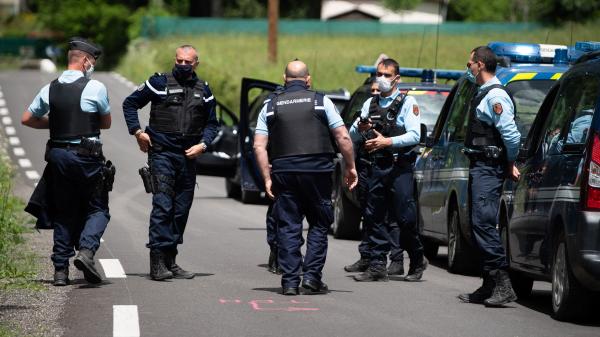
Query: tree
xmin=382 ymin=0 xmax=423 ymax=11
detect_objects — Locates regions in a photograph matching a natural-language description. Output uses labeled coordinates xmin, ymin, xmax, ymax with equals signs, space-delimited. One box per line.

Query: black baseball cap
xmin=68 ymin=37 xmax=102 ymax=59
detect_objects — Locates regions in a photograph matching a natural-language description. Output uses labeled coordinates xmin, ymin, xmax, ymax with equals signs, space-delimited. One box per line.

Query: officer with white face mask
xmin=347 ymin=58 xmax=428 ymax=282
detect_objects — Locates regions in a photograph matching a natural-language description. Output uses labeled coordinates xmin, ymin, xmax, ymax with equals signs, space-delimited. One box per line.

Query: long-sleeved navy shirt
xmin=122 ymin=71 xmax=219 ymax=150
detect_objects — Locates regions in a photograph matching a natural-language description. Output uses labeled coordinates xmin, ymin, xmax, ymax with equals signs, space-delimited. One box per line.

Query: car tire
xmin=447 ymin=206 xmax=476 ymax=274
xmin=332 ymin=178 xmax=361 ymax=239
xmin=500 ymin=221 xmax=533 ymax=299
xmin=225 ymin=178 xmax=240 ymax=198
xmin=551 ymin=233 xmax=595 ymax=321
xmin=423 ymin=239 xmax=439 ymax=259
xmin=241 ymin=188 xmax=262 ymax=204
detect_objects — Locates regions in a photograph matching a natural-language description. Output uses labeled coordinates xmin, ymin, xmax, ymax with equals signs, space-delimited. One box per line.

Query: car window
xmin=445 ymin=80 xmax=477 ymax=142
xmin=215 ymin=101 xmax=238 ymax=127
xmin=404 ymin=90 xmax=450 ymax=131
xmin=565 ymin=74 xmax=600 ymax=145
xmin=248 ymin=90 xmax=271 ymax=128
xmin=343 ymin=87 xmax=370 ymax=125
xmin=506 ymin=80 xmax=556 ymax=141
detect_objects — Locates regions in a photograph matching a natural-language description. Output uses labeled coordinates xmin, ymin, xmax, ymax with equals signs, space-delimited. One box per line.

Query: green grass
xmin=116 ymin=21 xmax=600 ymax=113
xmin=0 ymin=155 xmax=38 ymax=291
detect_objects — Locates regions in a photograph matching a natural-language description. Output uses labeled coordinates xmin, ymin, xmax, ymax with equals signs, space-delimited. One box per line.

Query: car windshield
xmin=402 ymin=90 xmax=450 ymax=129
xmin=506 ymin=80 xmax=556 ymax=140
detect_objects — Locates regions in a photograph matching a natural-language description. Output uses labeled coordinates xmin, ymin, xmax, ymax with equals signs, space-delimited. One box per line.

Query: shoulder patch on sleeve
xmin=413 ymin=104 xmax=420 ymax=116
xmin=493 ymin=103 xmax=503 ymax=115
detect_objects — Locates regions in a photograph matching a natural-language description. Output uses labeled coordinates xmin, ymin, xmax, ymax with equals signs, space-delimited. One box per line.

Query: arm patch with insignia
xmin=413 ymin=105 xmax=420 ymax=116
xmin=493 ymin=103 xmax=503 ymax=115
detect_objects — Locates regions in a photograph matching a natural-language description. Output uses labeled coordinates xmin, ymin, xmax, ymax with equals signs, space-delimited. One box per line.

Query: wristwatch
xmin=199 ymin=142 xmax=207 ymax=152
xmin=134 ymin=129 xmax=143 ymax=137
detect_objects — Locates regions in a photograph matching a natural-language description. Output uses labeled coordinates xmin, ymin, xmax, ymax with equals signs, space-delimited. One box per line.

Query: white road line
xmin=1 ymin=116 xmax=12 ymax=125
xmin=13 ymin=147 xmax=25 ymax=156
xmin=25 ymin=170 xmax=40 ymax=180
xmin=99 ymin=259 xmax=126 ymax=278
xmin=0 ymin=91 xmax=3 ymax=98
xmin=5 ymin=126 xmax=15 ymax=135
xmin=0 ymin=98 xmax=5 ymax=106
xmin=100 ymin=238 xmax=105 ymax=243
xmin=113 ymin=305 xmax=140 ymax=337
xmin=18 ymin=158 xmax=32 ymax=168
xmin=0 ymin=107 xmax=7 ymax=115
xmin=8 ymin=136 xmax=20 ymax=145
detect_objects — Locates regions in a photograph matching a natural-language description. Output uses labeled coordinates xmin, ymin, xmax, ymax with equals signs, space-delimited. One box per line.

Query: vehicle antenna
xmin=545 ymin=30 xmax=550 ymax=44
xmin=417 ymin=26 xmax=427 ymax=68
xmin=434 ymin=0 xmax=443 ymax=70
xmin=569 ymin=0 xmax=574 ymax=46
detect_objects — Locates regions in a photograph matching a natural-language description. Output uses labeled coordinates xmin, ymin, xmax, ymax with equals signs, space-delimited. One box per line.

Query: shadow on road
xmin=517 ymin=289 xmax=600 ymax=326
xmin=125 ymin=273 xmax=214 ymax=279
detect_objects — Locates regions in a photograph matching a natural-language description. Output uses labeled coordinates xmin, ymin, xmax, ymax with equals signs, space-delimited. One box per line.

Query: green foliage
xmin=116 ymin=21 xmax=600 ymax=114
xmin=35 ymin=0 xmax=131 ymax=68
xmin=447 ymin=0 xmax=514 ymax=22
xmin=128 ymin=6 xmax=172 ymax=40
xmin=223 ymin=0 xmax=266 ymax=18
xmin=383 ymin=0 xmax=423 ymax=11
xmin=0 ymin=156 xmax=36 ymax=290
xmin=532 ymin=0 xmax=600 ymax=23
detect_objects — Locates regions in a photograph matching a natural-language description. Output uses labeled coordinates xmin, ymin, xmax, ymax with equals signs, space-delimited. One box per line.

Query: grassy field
xmin=116 ymin=21 xmax=600 ymax=112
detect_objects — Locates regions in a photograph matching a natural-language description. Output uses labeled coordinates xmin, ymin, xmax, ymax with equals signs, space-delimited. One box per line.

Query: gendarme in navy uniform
xmin=253 ymin=60 xmax=357 ymax=295
xmin=458 ymin=46 xmax=521 ymax=307
xmin=22 ymin=37 xmax=113 ymax=286
xmin=122 ymin=44 xmax=218 ymax=281
xmin=349 ymin=58 xmax=428 ymax=282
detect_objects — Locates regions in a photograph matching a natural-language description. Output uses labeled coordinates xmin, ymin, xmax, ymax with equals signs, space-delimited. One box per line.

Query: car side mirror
xmin=419 ymin=123 xmax=427 ymax=145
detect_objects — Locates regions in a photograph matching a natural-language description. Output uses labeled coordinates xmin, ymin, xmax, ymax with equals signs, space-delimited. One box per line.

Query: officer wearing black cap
xmin=22 ymin=37 xmax=113 ymax=286
xmin=122 ymin=44 xmax=219 ymax=281
xmin=254 ymin=60 xmax=358 ymax=295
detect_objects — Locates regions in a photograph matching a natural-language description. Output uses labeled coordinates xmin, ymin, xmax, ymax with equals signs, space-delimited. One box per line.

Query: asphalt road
xmin=1 ymin=70 xmax=599 ymax=337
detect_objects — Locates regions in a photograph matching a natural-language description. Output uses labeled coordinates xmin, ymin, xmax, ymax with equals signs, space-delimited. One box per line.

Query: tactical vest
xmin=362 ymin=93 xmax=411 ymax=157
xmin=266 ymin=89 xmax=335 ymax=160
xmin=149 ymin=73 xmax=207 ymax=137
xmin=465 ymin=84 xmax=516 ymax=151
xmin=48 ymin=77 xmax=100 ymax=140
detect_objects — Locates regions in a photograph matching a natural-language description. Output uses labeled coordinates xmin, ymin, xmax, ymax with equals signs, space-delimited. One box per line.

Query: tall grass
xmin=116 ymin=21 xmax=600 ymax=113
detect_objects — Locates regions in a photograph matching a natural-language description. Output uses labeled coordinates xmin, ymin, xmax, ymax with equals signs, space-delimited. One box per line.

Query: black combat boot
xmin=74 ymin=248 xmax=102 ymax=284
xmin=458 ymin=272 xmax=495 ymax=304
xmin=165 ymin=250 xmax=195 ymax=279
xmin=354 ymin=265 xmax=389 ymax=282
xmin=404 ymin=257 xmax=428 ymax=282
xmin=268 ymin=249 xmax=281 ymax=274
xmin=301 ymin=279 xmax=329 ymax=295
xmin=53 ymin=267 xmax=69 ymax=286
xmin=149 ymin=249 xmax=173 ymax=281
xmin=483 ymin=269 xmax=517 ymax=307
xmin=344 ymin=258 xmax=370 ymax=272
xmin=387 ymin=260 xmax=404 ymax=276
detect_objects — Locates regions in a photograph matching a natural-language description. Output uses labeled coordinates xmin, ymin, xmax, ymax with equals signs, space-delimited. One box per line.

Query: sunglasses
xmin=375 ymin=72 xmax=396 ymax=78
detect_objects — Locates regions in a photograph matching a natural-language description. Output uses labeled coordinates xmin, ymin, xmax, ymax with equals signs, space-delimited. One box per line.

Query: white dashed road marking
xmin=0 ymin=98 xmax=5 ymax=106
xmin=5 ymin=126 xmax=15 ymax=135
xmin=8 ymin=136 xmax=20 ymax=146
xmin=18 ymin=158 xmax=32 ymax=168
xmin=1 ymin=116 xmax=12 ymax=125
xmin=0 ymin=107 xmax=8 ymax=115
xmin=25 ymin=170 xmax=40 ymax=180
xmin=100 ymin=238 xmax=105 ymax=243
xmin=113 ymin=305 xmax=140 ymax=337
xmin=13 ymin=147 xmax=25 ymax=156
xmin=99 ymin=259 xmax=127 ymax=278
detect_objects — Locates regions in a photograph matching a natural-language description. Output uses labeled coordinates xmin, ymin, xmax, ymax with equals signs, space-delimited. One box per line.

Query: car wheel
xmin=423 ymin=239 xmax=439 ymax=259
xmin=332 ymin=176 xmax=361 ymax=239
xmin=500 ymin=222 xmax=533 ymax=299
xmin=551 ymin=233 xmax=595 ymax=321
xmin=225 ymin=178 xmax=240 ymax=198
xmin=447 ymin=206 xmax=476 ymax=274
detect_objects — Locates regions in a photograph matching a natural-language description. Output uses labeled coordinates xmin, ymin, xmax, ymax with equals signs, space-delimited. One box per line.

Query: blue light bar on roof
xmin=355 ymin=65 xmax=463 ymax=81
xmin=575 ymin=41 xmax=600 ymax=52
xmin=488 ymin=42 xmax=542 ymax=63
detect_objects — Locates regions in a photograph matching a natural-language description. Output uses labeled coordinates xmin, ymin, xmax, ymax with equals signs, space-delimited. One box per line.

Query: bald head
xmin=284 ymin=60 xmax=310 ymax=83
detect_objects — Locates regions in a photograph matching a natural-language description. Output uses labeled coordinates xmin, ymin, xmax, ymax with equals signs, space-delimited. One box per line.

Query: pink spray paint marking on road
xmin=219 ymin=298 xmax=320 ymax=312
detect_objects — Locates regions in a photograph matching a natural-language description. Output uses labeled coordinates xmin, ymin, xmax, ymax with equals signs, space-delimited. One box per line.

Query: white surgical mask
xmin=376 ymin=75 xmax=395 ymax=93
xmin=84 ymin=58 xmax=94 ymax=79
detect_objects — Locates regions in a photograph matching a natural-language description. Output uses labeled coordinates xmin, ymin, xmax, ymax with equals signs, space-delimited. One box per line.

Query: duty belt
xmin=48 ymin=138 xmax=103 ymax=157
xmin=462 ymin=146 xmax=504 ymax=164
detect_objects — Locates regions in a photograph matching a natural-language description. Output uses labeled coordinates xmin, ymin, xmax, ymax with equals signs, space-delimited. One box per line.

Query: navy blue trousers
xmin=48 ymin=148 xmax=109 ymax=268
xmin=469 ymin=161 xmax=509 ymax=272
xmin=272 ymin=172 xmax=333 ymax=288
xmin=147 ymin=149 xmax=196 ymax=251
xmin=266 ymin=202 xmax=277 ymax=250
xmin=364 ymin=163 xmax=423 ymax=269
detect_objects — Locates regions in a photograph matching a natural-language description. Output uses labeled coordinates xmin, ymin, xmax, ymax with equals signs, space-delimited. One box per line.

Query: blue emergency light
xmin=488 ymin=42 xmax=544 ymax=63
xmin=355 ymin=65 xmax=463 ymax=82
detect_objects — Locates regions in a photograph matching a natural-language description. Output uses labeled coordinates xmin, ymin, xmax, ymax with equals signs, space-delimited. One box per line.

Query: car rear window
xmin=506 ymin=79 xmax=556 ymax=140
xmin=403 ymin=90 xmax=450 ymax=130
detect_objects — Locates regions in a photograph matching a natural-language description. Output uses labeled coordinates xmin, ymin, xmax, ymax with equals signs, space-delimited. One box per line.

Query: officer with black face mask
xmin=122 ymin=44 xmax=219 ymax=281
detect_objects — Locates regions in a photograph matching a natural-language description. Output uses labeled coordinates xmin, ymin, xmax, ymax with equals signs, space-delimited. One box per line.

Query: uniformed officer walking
xmin=122 ymin=45 xmax=219 ymax=281
xmin=345 ymin=79 xmax=405 ymax=277
xmin=458 ymin=46 xmax=520 ymax=307
xmin=349 ymin=58 xmax=427 ymax=282
xmin=22 ymin=37 xmax=112 ymax=286
xmin=254 ymin=60 xmax=358 ymax=295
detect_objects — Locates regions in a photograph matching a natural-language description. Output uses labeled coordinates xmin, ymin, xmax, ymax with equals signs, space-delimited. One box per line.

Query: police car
xmin=331 ymin=67 xmax=457 ymax=239
xmin=195 ymin=79 xmax=350 ymax=203
xmin=499 ymin=42 xmax=600 ymax=320
xmin=416 ymin=42 xmax=571 ymax=274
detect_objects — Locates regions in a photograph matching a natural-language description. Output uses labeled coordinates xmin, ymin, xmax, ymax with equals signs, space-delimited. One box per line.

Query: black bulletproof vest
xmin=48 ymin=77 xmax=100 ymax=140
xmin=149 ymin=73 xmax=207 ymax=137
xmin=365 ymin=94 xmax=411 ymax=156
xmin=267 ymin=89 xmax=335 ymax=160
xmin=465 ymin=84 xmax=516 ymax=150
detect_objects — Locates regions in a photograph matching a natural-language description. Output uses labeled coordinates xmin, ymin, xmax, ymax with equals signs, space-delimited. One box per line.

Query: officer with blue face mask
xmin=122 ymin=45 xmax=219 ymax=281
xmin=349 ymin=58 xmax=427 ymax=282
xmin=22 ymin=37 xmax=112 ymax=286
xmin=458 ymin=46 xmax=520 ymax=307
